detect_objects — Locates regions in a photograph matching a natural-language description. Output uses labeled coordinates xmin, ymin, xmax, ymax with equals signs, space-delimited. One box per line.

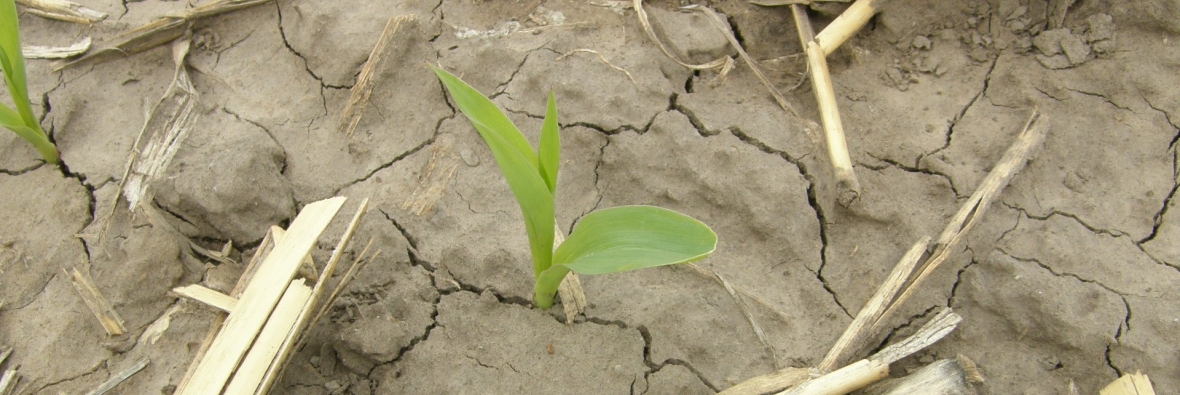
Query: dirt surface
xmin=1 ymin=0 xmax=1178 ymax=394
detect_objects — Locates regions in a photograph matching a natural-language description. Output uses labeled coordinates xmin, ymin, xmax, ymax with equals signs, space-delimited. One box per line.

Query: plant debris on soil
xmin=1 ymin=0 xmax=1178 ymax=394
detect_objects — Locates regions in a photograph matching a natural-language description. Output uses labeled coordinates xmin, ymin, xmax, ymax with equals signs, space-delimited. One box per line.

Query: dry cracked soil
xmin=1 ymin=0 xmax=1178 ymax=394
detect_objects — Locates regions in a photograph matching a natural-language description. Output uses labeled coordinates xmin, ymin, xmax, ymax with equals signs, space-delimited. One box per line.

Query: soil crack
xmin=1001 ymin=202 xmax=1129 ymax=238
xmin=1066 ymin=88 xmax=1134 ymax=113
xmin=921 ymin=55 xmax=998 ymax=160
xmin=274 ymin=1 xmax=340 ymax=115
xmin=1137 ymin=181 xmax=1178 ymax=245
xmin=995 ymin=248 xmax=1130 ymax=372
xmin=727 ymin=128 xmax=849 ymax=317
xmin=30 ymin=358 xmax=108 ymax=394
xmin=332 ymin=118 xmax=449 ymax=195
xmin=863 ymin=155 xmax=962 ymax=198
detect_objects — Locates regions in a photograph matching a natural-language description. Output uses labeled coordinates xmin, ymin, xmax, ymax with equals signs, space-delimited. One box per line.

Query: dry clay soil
xmin=1 ymin=0 xmax=1179 ymax=394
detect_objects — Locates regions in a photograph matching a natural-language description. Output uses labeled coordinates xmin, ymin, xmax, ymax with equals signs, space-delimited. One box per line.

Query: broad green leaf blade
xmin=554 ymin=206 xmax=717 ymax=275
xmin=533 ymin=264 xmax=570 ymax=309
xmin=537 ymin=91 xmax=559 ymax=194
xmin=0 ymin=103 xmax=57 ymax=162
xmin=432 ymin=67 xmax=538 ymax=171
xmin=0 ymin=1 xmax=36 ymax=127
xmin=434 ymin=68 xmax=555 ymax=277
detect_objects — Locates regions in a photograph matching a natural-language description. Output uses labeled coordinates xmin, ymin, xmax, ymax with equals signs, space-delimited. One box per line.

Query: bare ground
xmin=1 ymin=0 xmax=1178 ymax=394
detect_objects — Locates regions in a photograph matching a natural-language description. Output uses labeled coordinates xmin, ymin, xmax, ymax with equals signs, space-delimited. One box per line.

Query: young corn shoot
xmin=433 ymin=67 xmax=717 ymax=309
xmin=0 ymin=0 xmax=58 ymax=164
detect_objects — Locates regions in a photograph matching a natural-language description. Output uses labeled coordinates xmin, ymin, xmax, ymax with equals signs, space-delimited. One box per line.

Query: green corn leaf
xmin=533 ymin=205 xmax=717 ymax=308
xmin=0 ymin=103 xmax=57 ymax=161
xmin=432 ymin=67 xmax=539 ymax=171
xmin=434 ymin=67 xmax=555 ymax=278
xmin=553 ymin=205 xmax=717 ymax=274
xmin=538 ymin=92 xmax=559 ymax=194
xmin=0 ymin=1 xmax=36 ymax=127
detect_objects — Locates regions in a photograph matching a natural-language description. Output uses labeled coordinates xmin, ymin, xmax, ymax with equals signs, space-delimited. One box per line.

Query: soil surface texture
xmin=1 ymin=0 xmax=1178 ymax=394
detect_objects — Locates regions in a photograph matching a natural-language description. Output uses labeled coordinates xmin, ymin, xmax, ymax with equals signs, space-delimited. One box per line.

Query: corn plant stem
xmin=1 ymin=0 xmax=58 ymax=163
xmin=805 ymin=40 xmax=860 ymax=205
xmin=813 ymin=0 xmax=879 ymax=56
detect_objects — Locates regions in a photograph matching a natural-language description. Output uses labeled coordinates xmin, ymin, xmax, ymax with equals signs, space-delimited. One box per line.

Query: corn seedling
xmin=433 ymin=67 xmax=717 ymax=309
xmin=0 ymin=0 xmax=58 ymax=163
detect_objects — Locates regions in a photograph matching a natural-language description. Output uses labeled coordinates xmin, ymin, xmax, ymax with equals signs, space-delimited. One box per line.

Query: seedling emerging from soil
xmin=433 ymin=67 xmax=717 ymax=309
xmin=0 ymin=0 xmax=58 ymax=163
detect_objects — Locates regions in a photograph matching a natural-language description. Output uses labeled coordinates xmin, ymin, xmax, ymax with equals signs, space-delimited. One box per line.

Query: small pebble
xmin=912 ymin=35 xmax=932 ymax=50
xmin=324 ymin=380 xmax=342 ymax=392
xmin=459 ymin=149 xmax=479 ymax=166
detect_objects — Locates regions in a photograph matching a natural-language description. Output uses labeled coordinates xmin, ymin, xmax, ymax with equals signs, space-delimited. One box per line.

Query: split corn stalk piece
xmin=174 ymin=226 xmax=281 ymax=395
xmin=15 ymin=0 xmax=105 ymax=24
xmin=83 ymin=357 xmax=149 ymax=395
xmin=177 ymin=196 xmax=346 ymax=395
xmin=224 ymin=280 xmax=313 ymax=395
xmin=172 ymin=198 xmax=372 ymax=395
xmin=1099 ymin=372 xmax=1156 ymax=395
xmin=101 ymin=36 xmax=198 ymax=241
xmin=66 ymin=266 xmax=127 ymax=336
xmin=21 ymin=37 xmax=90 ymax=59
xmin=858 ymin=358 xmax=979 ymax=395
xmin=775 ymin=309 xmax=962 ymax=395
xmin=255 ymin=199 xmax=370 ymax=395
xmin=821 ymin=110 xmax=1049 ymax=372
xmin=723 ymin=111 xmax=1046 ymax=395
xmin=880 ymin=111 xmax=1049 ymax=320
xmin=59 ymin=0 xmax=271 ymax=70
xmin=0 ymin=368 xmax=17 ymax=395
xmin=340 ymin=15 xmax=416 ymax=136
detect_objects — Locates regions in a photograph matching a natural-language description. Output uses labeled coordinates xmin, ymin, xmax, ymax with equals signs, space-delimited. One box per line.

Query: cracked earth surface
xmin=1 ymin=0 xmax=1179 ymax=394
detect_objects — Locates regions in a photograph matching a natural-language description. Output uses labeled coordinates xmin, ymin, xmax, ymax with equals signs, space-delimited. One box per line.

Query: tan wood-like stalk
xmin=82 ymin=357 xmax=149 ymax=395
xmin=256 ymin=199 xmax=370 ymax=395
xmin=805 ymin=40 xmax=861 ymax=205
xmin=0 ymin=370 xmax=17 ymax=395
xmin=819 ymin=237 xmax=929 ymax=372
xmin=859 ymin=359 xmax=975 ymax=395
xmin=554 ymin=225 xmax=587 ymax=323
xmin=15 ymin=0 xmax=106 ymax=24
xmin=178 ymin=197 xmax=346 ymax=395
xmin=21 ymin=37 xmax=91 ymax=59
xmin=174 ymin=226 xmax=280 ymax=395
xmin=1100 ymin=372 xmax=1156 ymax=395
xmin=813 ymin=0 xmax=880 ymax=56
xmin=173 ymin=284 xmax=238 ymax=313
xmin=882 ymin=111 xmax=1049 ymax=321
xmin=778 ymin=359 xmax=889 ymax=395
xmin=66 ymin=266 xmax=127 ymax=336
xmin=223 ymin=280 xmax=313 ymax=395
xmin=60 ymin=0 xmax=273 ymax=70
xmin=779 ymin=310 xmax=961 ymax=395
xmin=790 ymin=5 xmax=815 ymax=47
xmin=718 ymin=367 xmax=812 ymax=395
xmin=341 ymin=15 xmax=415 ymax=136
